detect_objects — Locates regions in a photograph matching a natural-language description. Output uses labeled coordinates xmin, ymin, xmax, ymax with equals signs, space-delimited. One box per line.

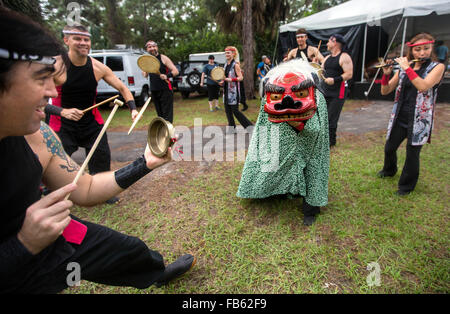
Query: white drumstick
xmin=128 ymin=97 xmax=151 ymax=135
xmin=64 ymin=99 xmax=124 ymax=200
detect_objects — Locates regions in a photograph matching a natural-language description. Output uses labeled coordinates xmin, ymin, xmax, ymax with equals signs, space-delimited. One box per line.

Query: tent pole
xmin=272 ymin=27 xmax=280 ymax=65
xmin=364 ymin=16 xmax=405 ymax=97
xmin=360 ymin=23 xmax=368 ymax=82
xmin=401 ymin=17 xmax=408 ymax=56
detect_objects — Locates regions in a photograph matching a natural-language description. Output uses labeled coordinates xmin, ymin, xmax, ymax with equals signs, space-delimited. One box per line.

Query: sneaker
xmin=155 ymin=254 xmax=196 ymax=288
xmin=226 ymin=127 xmax=236 ymax=134
xmin=395 ymin=190 xmax=411 ymax=196
xmin=303 ymin=215 xmax=316 ymax=226
xmin=209 ymin=108 xmax=214 ymax=112
xmin=215 ymin=106 xmax=221 ymax=111
xmin=105 ymin=196 xmax=120 ymax=204
xmin=241 ymin=104 xmax=248 ymax=111
xmin=377 ymin=170 xmax=395 ymax=178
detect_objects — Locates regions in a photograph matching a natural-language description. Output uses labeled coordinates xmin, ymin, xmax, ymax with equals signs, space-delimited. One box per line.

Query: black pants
xmin=152 ymin=89 xmax=174 ymax=123
xmin=325 ymin=96 xmax=345 ymax=146
xmin=7 ymin=216 xmax=166 ymax=293
xmin=207 ymin=84 xmax=220 ymax=101
xmin=224 ymin=104 xmax=252 ymax=128
xmin=382 ymin=123 xmax=423 ymax=192
xmin=57 ymin=122 xmax=111 ymax=174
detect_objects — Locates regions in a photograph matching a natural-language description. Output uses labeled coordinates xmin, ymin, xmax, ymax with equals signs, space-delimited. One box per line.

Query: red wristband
xmin=405 ymin=67 xmax=419 ymax=81
xmin=381 ymin=74 xmax=390 ymax=86
xmin=231 ymin=78 xmax=238 ymax=82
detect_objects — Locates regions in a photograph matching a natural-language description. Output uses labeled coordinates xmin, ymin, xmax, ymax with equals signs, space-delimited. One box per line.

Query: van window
xmin=92 ymin=56 xmax=104 ymax=63
xmin=106 ymin=56 xmax=124 ymax=71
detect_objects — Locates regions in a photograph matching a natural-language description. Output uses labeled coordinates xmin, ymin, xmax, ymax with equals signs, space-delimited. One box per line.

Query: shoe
xmin=303 ymin=215 xmax=316 ymax=226
xmin=377 ymin=170 xmax=395 ymax=178
xmin=241 ymin=104 xmax=248 ymax=111
xmin=395 ymin=190 xmax=411 ymax=196
xmin=105 ymin=196 xmax=120 ymax=204
xmin=215 ymin=106 xmax=221 ymax=111
xmin=155 ymin=254 xmax=196 ymax=288
xmin=209 ymin=108 xmax=214 ymax=112
xmin=226 ymin=127 xmax=236 ymax=134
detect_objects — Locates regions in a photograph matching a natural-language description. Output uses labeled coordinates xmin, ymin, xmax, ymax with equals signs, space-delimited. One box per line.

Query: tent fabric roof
xmin=280 ymin=0 xmax=450 ymax=32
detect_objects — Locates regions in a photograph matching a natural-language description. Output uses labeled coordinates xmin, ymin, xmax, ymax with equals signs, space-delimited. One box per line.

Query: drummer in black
xmin=322 ymin=34 xmax=353 ymax=147
xmin=286 ymin=28 xmax=324 ymax=63
xmin=143 ymin=40 xmax=179 ymax=123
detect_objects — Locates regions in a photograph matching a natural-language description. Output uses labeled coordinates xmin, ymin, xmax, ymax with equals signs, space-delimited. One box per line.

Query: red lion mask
xmin=263 ymin=72 xmax=317 ymax=132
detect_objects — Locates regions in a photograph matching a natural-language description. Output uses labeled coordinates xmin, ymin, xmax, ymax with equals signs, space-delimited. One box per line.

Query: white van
xmin=90 ymin=49 xmax=150 ymax=106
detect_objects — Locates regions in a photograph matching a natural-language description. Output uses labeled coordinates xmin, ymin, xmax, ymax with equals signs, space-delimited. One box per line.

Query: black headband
xmin=0 ymin=48 xmax=56 ymax=65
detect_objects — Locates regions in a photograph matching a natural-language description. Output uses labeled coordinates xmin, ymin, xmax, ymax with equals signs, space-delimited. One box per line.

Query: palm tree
xmin=204 ymin=0 xmax=289 ymax=99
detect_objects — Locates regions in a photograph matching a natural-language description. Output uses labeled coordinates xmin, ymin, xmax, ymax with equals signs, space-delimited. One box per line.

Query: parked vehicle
xmin=90 ymin=49 xmax=150 ymax=106
xmin=177 ymin=52 xmax=226 ymax=99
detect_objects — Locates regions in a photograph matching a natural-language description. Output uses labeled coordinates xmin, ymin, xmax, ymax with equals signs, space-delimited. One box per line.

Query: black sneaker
xmin=377 ymin=170 xmax=395 ymax=178
xmin=105 ymin=196 xmax=120 ymax=204
xmin=241 ymin=104 xmax=248 ymax=111
xmin=155 ymin=254 xmax=196 ymax=288
xmin=303 ymin=215 xmax=316 ymax=226
xmin=395 ymin=190 xmax=411 ymax=196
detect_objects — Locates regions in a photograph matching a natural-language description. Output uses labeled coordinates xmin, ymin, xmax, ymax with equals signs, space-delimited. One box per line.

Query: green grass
xmin=67 ymin=96 xmax=449 ymax=294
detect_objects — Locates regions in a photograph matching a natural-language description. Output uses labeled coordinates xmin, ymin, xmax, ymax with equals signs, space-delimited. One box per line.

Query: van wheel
xmin=187 ymin=71 xmax=201 ymax=87
xmin=138 ymin=86 xmax=150 ymax=106
xmin=181 ymin=91 xmax=190 ymax=99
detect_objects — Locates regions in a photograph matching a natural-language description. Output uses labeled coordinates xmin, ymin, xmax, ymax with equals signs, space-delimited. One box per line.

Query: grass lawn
xmin=67 ymin=94 xmax=449 ymax=294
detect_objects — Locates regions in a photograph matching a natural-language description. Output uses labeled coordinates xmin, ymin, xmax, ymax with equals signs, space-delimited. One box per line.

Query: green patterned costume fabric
xmin=236 ymin=91 xmax=329 ymax=207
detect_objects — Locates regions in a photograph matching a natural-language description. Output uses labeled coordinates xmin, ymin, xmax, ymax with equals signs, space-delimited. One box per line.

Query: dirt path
xmin=72 ymin=101 xmax=449 ymax=165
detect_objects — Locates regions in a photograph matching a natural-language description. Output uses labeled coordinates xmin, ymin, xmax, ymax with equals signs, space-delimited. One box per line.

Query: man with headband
xmin=143 ymin=40 xmax=178 ymax=123
xmin=286 ymin=28 xmax=324 ymax=63
xmin=46 ymin=24 xmax=140 ymax=204
xmin=0 ymin=7 xmax=195 ymax=293
xmin=321 ymin=34 xmax=353 ymax=147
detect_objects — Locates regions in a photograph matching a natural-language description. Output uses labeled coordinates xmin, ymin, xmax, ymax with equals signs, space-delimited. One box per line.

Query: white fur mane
xmin=259 ymin=59 xmax=319 ymax=96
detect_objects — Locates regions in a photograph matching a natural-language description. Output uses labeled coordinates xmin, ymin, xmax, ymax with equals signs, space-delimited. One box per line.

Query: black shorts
xmin=207 ymin=84 xmax=220 ymax=101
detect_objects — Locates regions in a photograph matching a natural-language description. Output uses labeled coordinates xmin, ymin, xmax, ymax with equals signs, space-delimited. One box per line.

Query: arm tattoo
xmin=40 ymin=122 xmax=80 ymax=173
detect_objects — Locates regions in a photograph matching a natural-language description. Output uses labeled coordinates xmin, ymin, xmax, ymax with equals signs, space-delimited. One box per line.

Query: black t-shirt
xmin=61 ymin=57 xmax=98 ymax=127
xmin=149 ymin=54 xmax=170 ymax=91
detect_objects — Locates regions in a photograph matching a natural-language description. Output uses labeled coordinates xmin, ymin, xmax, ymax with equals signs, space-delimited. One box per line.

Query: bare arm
xmin=340 ymin=53 xmax=353 ymax=81
xmin=380 ymin=62 xmax=400 ymax=95
xmin=26 ymin=122 xmax=171 ymax=207
xmin=396 ymin=57 xmax=445 ymax=92
xmin=286 ymin=48 xmax=298 ymax=61
xmin=161 ymin=54 xmax=179 ymax=78
xmin=200 ymin=72 xmax=205 ymax=86
xmin=93 ymin=58 xmax=138 ymax=119
xmin=310 ymin=47 xmax=324 ymax=64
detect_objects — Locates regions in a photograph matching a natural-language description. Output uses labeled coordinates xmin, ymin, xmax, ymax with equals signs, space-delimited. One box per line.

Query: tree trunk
xmin=104 ymin=0 xmax=125 ymax=45
xmin=242 ymin=0 xmax=255 ymax=100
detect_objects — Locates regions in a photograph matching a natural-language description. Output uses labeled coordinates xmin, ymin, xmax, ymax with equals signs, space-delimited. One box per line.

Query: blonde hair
xmin=225 ymin=46 xmax=240 ymax=62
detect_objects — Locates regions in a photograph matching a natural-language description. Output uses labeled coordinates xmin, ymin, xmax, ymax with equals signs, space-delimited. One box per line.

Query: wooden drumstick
xmin=64 ymin=99 xmax=124 ymax=200
xmin=128 ymin=96 xmax=151 ymax=135
xmin=317 ymin=40 xmax=322 ymax=51
xmin=81 ymin=95 xmax=119 ymax=113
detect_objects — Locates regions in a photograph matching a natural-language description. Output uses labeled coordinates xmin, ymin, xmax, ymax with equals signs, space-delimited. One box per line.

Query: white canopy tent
xmin=279 ymin=0 xmax=450 ymax=92
xmin=280 ymin=0 xmax=450 ymax=32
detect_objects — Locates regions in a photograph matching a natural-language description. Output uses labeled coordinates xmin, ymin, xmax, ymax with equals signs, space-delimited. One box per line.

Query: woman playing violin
xmin=378 ymin=33 xmax=445 ymax=195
